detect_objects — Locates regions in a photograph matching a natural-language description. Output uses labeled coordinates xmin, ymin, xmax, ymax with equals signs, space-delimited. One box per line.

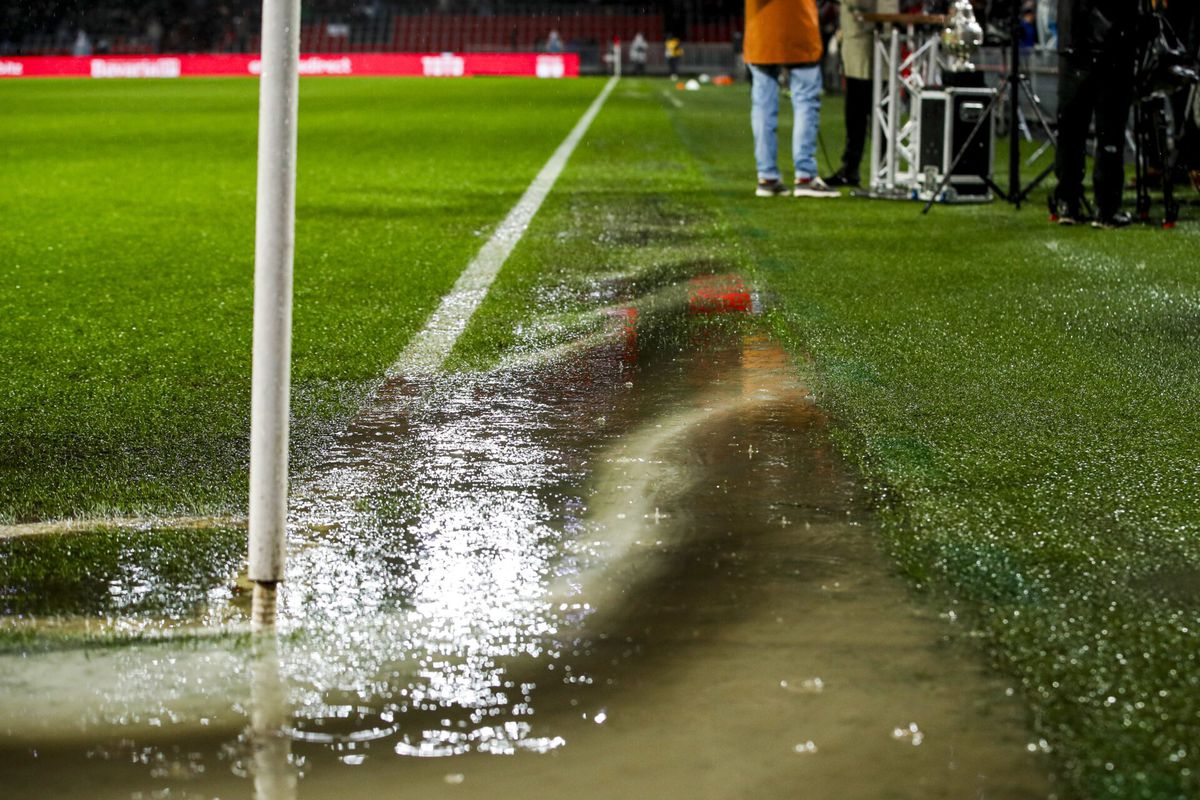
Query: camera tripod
xmin=1129 ymin=0 xmax=1200 ymax=227
xmin=1133 ymin=94 xmax=1184 ymax=226
xmin=922 ymin=5 xmax=1057 ymax=214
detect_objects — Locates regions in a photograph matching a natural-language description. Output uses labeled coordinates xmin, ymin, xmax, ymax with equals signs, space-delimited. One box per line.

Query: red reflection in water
xmin=688 ymin=274 xmax=753 ymax=315
xmin=605 ymin=307 xmax=639 ymax=365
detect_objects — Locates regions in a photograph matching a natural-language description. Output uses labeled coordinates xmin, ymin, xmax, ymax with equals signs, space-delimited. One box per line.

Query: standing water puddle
xmin=0 ymin=276 xmax=1055 ymax=798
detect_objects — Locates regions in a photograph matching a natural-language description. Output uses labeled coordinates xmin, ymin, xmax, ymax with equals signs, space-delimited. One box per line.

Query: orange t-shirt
xmin=743 ymin=0 xmax=823 ymax=65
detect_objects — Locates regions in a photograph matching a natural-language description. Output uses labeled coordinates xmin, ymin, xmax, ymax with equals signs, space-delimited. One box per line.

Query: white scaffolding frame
xmin=866 ymin=21 xmax=944 ymax=198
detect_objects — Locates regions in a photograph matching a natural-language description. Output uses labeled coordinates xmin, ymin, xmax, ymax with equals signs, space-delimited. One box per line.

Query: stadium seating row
xmin=391 ymin=13 xmax=662 ymax=52
xmin=10 ymin=11 xmax=742 ymax=57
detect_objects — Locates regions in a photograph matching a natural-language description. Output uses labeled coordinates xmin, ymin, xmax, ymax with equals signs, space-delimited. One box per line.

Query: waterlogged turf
xmin=451 ymin=81 xmax=1200 ymax=798
xmin=0 ymin=306 xmax=1056 ymax=798
xmin=0 ymin=76 xmax=599 ymax=522
xmin=4 ymin=73 xmax=1200 ymax=798
xmin=0 ymin=525 xmax=246 ymax=653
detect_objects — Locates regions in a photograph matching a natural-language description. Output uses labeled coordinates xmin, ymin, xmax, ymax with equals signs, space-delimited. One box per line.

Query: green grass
xmin=5 ymin=75 xmax=1200 ymax=798
xmin=0 ymin=76 xmax=599 ymax=522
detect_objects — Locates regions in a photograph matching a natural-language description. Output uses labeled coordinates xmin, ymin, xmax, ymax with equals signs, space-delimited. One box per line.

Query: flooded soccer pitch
xmin=0 ymin=274 xmax=1057 ymax=799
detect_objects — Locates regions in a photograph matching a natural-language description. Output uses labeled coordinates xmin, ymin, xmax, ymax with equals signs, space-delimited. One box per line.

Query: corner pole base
xmin=252 ymin=581 xmax=279 ymax=631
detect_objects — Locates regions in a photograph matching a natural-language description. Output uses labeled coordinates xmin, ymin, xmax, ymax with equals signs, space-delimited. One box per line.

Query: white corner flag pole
xmin=249 ymin=0 xmax=301 ymax=630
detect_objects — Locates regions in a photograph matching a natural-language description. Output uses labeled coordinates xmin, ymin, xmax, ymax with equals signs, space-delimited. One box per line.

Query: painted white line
xmin=392 ymin=76 xmax=620 ymax=375
xmin=0 ymin=514 xmax=244 ymax=539
xmin=661 ymin=89 xmax=684 ymax=109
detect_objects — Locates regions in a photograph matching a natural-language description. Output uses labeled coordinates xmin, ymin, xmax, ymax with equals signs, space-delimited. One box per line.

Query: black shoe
xmin=1092 ymin=211 xmax=1133 ymax=230
xmin=823 ymin=169 xmax=861 ymax=188
xmin=1048 ymin=192 xmax=1082 ymax=225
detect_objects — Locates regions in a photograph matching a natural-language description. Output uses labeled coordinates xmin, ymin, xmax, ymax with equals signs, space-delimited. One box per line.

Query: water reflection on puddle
xmin=0 ymin=277 xmax=1056 ymax=798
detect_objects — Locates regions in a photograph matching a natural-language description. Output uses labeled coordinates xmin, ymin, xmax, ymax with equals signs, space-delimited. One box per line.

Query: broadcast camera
xmin=1135 ymin=5 xmax=1199 ymax=101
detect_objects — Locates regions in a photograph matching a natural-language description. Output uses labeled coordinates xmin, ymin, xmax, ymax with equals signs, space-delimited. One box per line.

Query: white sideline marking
xmin=661 ymin=89 xmax=683 ymax=109
xmin=0 ymin=515 xmax=244 ymax=539
xmin=392 ymin=76 xmax=620 ymax=375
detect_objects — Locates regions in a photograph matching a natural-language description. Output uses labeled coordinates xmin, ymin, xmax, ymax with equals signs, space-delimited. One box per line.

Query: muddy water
xmin=0 ymin=282 xmax=1055 ymax=798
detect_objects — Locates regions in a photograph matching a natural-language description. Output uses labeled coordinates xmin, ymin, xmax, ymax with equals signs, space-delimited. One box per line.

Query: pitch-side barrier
xmin=0 ymin=52 xmax=579 ymax=80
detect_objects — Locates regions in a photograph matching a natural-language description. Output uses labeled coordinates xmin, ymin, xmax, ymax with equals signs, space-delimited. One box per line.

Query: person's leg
xmin=1053 ymin=56 xmax=1093 ymax=215
xmin=1091 ymin=56 xmax=1135 ymax=220
xmin=788 ymin=64 xmax=822 ymax=179
xmin=834 ymin=0 xmax=874 ymax=183
xmin=749 ymin=63 xmax=781 ymax=181
xmin=841 ymin=77 xmax=872 ymax=179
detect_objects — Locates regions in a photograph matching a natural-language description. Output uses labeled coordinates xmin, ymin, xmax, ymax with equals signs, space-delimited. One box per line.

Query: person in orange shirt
xmin=745 ymin=0 xmax=839 ymax=197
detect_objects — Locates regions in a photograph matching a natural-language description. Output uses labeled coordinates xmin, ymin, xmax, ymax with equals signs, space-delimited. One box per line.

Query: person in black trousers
xmin=825 ymin=0 xmax=898 ymax=187
xmin=1050 ymin=0 xmax=1138 ymax=228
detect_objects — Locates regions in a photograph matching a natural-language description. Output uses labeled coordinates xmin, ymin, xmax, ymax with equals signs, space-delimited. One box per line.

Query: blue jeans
xmin=749 ymin=63 xmax=822 ymax=181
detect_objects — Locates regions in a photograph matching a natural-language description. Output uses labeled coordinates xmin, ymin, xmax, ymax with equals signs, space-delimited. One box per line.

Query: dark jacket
xmin=1057 ymin=0 xmax=1137 ymax=60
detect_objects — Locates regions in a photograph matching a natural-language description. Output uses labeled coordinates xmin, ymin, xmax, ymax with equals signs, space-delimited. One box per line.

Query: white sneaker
xmin=793 ymin=176 xmax=841 ymax=198
xmin=756 ymin=178 xmax=789 ymax=197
